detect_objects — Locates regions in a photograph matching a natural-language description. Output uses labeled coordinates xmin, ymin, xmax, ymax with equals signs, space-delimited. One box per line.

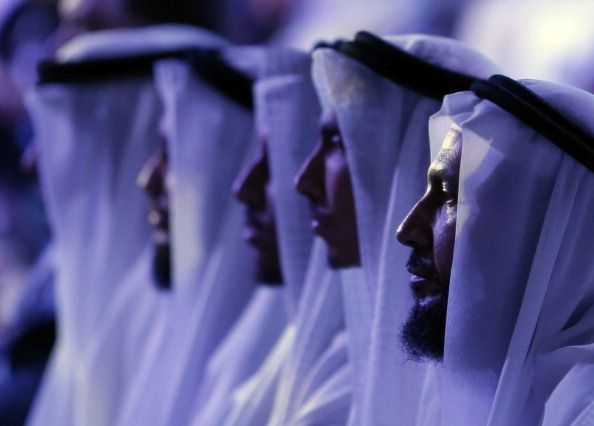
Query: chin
xmin=327 ymin=247 xmax=360 ymax=270
xmin=152 ymin=242 xmax=172 ymax=290
xmin=255 ymin=253 xmax=283 ymax=286
xmin=400 ymin=295 xmax=447 ymax=362
xmin=256 ymin=267 xmax=283 ymax=286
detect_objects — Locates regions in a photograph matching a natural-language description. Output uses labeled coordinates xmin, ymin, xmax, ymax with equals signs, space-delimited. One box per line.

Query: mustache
xmin=406 ymin=251 xmax=438 ymax=280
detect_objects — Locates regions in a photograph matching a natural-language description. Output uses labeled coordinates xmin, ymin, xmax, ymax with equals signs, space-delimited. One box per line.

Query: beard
xmin=327 ymin=244 xmax=360 ymax=270
xmin=255 ymin=252 xmax=283 ymax=286
xmin=153 ymin=242 xmax=172 ymax=290
xmin=256 ymin=268 xmax=283 ymax=286
xmin=401 ymin=293 xmax=447 ymax=362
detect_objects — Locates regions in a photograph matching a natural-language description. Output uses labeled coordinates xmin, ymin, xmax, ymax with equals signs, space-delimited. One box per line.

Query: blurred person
xmin=0 ymin=248 xmax=55 ymax=426
xmin=1 ymin=0 xmax=59 ymax=99
xmin=26 ymin=25 xmax=226 ymax=426
xmin=295 ymin=108 xmax=360 ymax=269
xmin=189 ymin=51 xmax=312 ymax=426
xmin=397 ymin=74 xmax=594 ymax=424
xmin=50 ymin=0 xmax=221 ymax=54
xmin=222 ymin=52 xmax=354 ymax=426
xmin=269 ymin=0 xmax=471 ymax=49
xmin=136 ymin=142 xmax=171 ymax=289
xmin=0 ymin=2 xmax=58 ymax=423
xmin=307 ymin=32 xmax=500 ymax=424
xmin=218 ymin=0 xmax=293 ymax=44
xmin=115 ymin=43 xmax=266 ymax=426
xmin=0 ymin=0 xmax=58 ymax=321
xmin=233 ymin=142 xmax=283 ymax=285
xmin=0 ymin=134 xmax=55 ymax=426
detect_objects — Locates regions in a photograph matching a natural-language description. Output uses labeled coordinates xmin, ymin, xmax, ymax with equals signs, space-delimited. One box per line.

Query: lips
xmin=147 ymin=193 xmax=169 ymax=232
xmin=148 ymin=207 xmax=169 ymax=232
xmin=406 ymin=255 xmax=441 ymax=305
xmin=308 ymin=205 xmax=330 ymax=236
xmin=243 ymin=210 xmax=273 ymax=249
xmin=409 ymin=274 xmax=442 ymax=306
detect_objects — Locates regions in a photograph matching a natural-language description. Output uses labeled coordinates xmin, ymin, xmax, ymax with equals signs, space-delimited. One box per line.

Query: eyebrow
xmin=319 ymin=120 xmax=341 ymax=143
xmin=321 ymin=121 xmax=338 ymax=133
xmin=427 ymin=164 xmax=456 ymax=186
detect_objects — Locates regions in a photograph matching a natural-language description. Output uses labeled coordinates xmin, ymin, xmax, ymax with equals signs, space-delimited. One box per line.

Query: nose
xmin=233 ymin=147 xmax=268 ymax=210
xmin=396 ymin=197 xmax=433 ymax=251
xmin=294 ymin=142 xmax=325 ymax=204
xmin=137 ymin=149 xmax=166 ymax=200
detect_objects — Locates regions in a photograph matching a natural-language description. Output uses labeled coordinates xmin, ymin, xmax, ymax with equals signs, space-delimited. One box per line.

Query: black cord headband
xmin=184 ymin=49 xmax=254 ymax=110
xmin=319 ymin=31 xmax=477 ymax=100
xmin=472 ymin=75 xmax=594 ymax=173
xmin=38 ymin=48 xmax=254 ymax=110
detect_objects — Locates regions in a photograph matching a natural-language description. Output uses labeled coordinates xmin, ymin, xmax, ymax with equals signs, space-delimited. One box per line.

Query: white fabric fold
xmin=27 ymin=76 xmax=163 ymax=426
xmin=267 ymin=240 xmax=349 ymax=426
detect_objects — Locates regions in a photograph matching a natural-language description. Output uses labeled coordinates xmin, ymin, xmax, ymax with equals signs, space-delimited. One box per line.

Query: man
xmin=116 ymin=43 xmax=262 ymax=426
xmin=0 ymin=5 xmax=58 ymax=423
xmin=137 ymin=141 xmax=171 ymax=288
xmin=397 ymin=74 xmax=594 ymax=424
xmin=233 ymin=141 xmax=283 ymax=285
xmin=396 ymin=124 xmax=459 ymax=362
xmin=302 ymin=31 xmax=499 ymax=424
xmin=221 ymin=54 xmax=357 ymax=426
xmin=191 ymin=52 xmax=316 ymax=426
xmin=27 ymin=25 xmax=225 ymax=426
xmin=295 ymin=109 xmax=360 ymax=269
xmin=52 ymin=0 xmax=219 ymax=46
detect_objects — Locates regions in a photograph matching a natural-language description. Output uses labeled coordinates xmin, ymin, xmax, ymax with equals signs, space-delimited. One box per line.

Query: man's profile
xmin=397 ymin=126 xmax=461 ymax=361
xmin=137 ymin=142 xmax=171 ymax=289
xmin=294 ymin=110 xmax=360 ymax=269
xmin=233 ymin=139 xmax=283 ymax=285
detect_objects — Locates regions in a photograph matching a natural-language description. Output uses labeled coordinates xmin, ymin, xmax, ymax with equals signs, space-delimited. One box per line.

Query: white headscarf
xmin=311 ymin=34 xmax=501 ymax=425
xmin=259 ymin=51 xmax=317 ymax=319
xmin=117 ymin=45 xmax=269 ymax=426
xmin=429 ymin=77 xmax=594 ymax=425
xmin=26 ymin=25 xmax=225 ymax=426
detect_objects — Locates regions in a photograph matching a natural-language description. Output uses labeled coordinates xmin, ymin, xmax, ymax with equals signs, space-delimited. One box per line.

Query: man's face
xmin=233 ymin=139 xmax=283 ymax=285
xmin=396 ymin=127 xmax=461 ymax=361
xmin=295 ymin=110 xmax=360 ymax=269
xmin=137 ymin=145 xmax=171 ymax=289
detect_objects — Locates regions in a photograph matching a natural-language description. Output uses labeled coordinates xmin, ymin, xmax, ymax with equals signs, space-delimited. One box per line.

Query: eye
xmin=330 ymin=132 xmax=343 ymax=146
xmin=321 ymin=124 xmax=344 ymax=149
xmin=322 ymin=132 xmax=344 ymax=152
xmin=441 ymin=182 xmax=457 ymax=207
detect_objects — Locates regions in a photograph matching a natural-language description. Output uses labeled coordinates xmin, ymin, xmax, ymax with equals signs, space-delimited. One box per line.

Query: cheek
xmin=433 ymin=206 xmax=457 ymax=281
xmin=324 ymin=149 xmax=351 ymax=210
xmin=264 ymin=183 xmax=277 ymax=229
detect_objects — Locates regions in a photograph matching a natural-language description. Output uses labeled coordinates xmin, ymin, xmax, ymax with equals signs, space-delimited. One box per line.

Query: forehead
xmin=429 ymin=127 xmax=462 ymax=178
xmin=320 ymin=109 xmax=338 ymax=128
